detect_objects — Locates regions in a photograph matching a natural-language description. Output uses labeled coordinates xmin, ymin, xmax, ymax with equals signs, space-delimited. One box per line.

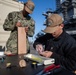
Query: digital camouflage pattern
xmin=3 ymin=11 xmax=35 ymax=54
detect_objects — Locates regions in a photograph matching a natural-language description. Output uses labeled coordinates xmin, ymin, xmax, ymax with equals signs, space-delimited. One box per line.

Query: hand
xmin=36 ymin=44 xmax=44 ymax=53
xmin=25 ymin=27 xmax=28 ymax=32
xmin=40 ymin=51 xmax=53 ymax=58
xmin=16 ymin=21 xmax=22 ymax=27
xmin=4 ymin=51 xmax=12 ymax=55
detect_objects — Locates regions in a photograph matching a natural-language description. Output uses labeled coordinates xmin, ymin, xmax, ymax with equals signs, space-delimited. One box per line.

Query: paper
xmin=18 ymin=27 xmax=27 ymax=55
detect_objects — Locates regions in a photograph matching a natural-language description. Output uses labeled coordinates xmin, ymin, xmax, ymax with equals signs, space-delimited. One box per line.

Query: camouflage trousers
xmin=6 ymin=37 xmax=30 ymax=54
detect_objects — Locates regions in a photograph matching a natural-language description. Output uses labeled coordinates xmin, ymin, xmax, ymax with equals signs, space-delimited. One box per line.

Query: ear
xmin=60 ymin=24 xmax=64 ymax=28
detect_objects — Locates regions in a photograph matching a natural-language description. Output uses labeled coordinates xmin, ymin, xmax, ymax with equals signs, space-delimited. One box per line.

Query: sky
xmin=19 ymin=0 xmax=56 ymax=41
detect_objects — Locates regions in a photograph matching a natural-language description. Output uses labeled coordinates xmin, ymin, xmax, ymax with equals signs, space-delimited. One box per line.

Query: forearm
xmin=27 ymin=26 xmax=35 ymax=37
xmin=3 ymin=20 xmax=16 ymax=31
xmin=3 ymin=12 xmax=16 ymax=31
xmin=33 ymin=34 xmax=50 ymax=48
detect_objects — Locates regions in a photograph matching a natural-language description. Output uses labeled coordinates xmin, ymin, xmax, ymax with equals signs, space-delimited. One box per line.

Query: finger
xmin=40 ymin=52 xmax=46 ymax=56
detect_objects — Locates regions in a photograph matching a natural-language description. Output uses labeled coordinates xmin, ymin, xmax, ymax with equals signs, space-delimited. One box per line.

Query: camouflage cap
xmin=25 ymin=1 xmax=35 ymax=14
xmin=42 ymin=14 xmax=64 ymax=33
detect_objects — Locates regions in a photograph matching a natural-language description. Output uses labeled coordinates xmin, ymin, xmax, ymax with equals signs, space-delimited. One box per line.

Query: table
xmin=0 ymin=55 xmax=44 ymax=75
xmin=0 ymin=55 xmax=76 ymax=75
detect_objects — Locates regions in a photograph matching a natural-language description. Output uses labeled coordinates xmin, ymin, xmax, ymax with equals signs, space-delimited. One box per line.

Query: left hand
xmin=25 ymin=27 xmax=28 ymax=32
xmin=16 ymin=21 xmax=22 ymax=27
xmin=4 ymin=51 xmax=12 ymax=55
xmin=40 ymin=51 xmax=53 ymax=58
xmin=36 ymin=44 xmax=44 ymax=53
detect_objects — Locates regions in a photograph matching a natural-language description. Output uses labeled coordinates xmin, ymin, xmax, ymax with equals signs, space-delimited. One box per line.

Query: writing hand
xmin=40 ymin=51 xmax=53 ymax=58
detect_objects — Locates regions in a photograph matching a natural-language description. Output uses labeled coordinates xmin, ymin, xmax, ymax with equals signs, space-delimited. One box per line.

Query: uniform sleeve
xmin=27 ymin=18 xmax=35 ymax=37
xmin=33 ymin=34 xmax=52 ymax=48
xmin=3 ymin=12 xmax=16 ymax=31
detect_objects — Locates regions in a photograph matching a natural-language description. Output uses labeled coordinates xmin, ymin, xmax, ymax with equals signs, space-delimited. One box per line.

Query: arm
xmin=27 ymin=18 xmax=35 ymax=37
xmin=51 ymin=45 xmax=76 ymax=71
xmin=33 ymin=33 xmax=52 ymax=48
xmin=3 ymin=12 xmax=17 ymax=31
xmin=41 ymin=39 xmax=76 ymax=71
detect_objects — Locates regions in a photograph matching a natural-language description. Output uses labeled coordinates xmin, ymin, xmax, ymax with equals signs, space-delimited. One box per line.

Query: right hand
xmin=16 ymin=21 xmax=22 ymax=27
xmin=36 ymin=44 xmax=44 ymax=54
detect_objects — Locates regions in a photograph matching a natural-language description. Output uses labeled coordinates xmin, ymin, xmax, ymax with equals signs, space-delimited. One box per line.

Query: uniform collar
xmin=18 ymin=11 xmax=29 ymax=20
xmin=53 ymin=30 xmax=65 ymax=41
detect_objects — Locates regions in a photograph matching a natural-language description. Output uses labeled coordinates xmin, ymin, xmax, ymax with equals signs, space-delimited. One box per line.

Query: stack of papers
xmin=24 ymin=54 xmax=55 ymax=65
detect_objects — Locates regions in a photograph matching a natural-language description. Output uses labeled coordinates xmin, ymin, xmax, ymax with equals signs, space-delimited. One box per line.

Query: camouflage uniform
xmin=3 ymin=11 xmax=35 ymax=54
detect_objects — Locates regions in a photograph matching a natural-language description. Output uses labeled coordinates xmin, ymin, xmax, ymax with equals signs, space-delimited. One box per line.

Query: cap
xmin=24 ymin=1 xmax=35 ymax=14
xmin=42 ymin=14 xmax=64 ymax=33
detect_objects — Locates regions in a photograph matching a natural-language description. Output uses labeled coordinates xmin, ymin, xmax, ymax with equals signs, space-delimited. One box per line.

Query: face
xmin=51 ymin=25 xmax=63 ymax=38
xmin=23 ymin=5 xmax=29 ymax=15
